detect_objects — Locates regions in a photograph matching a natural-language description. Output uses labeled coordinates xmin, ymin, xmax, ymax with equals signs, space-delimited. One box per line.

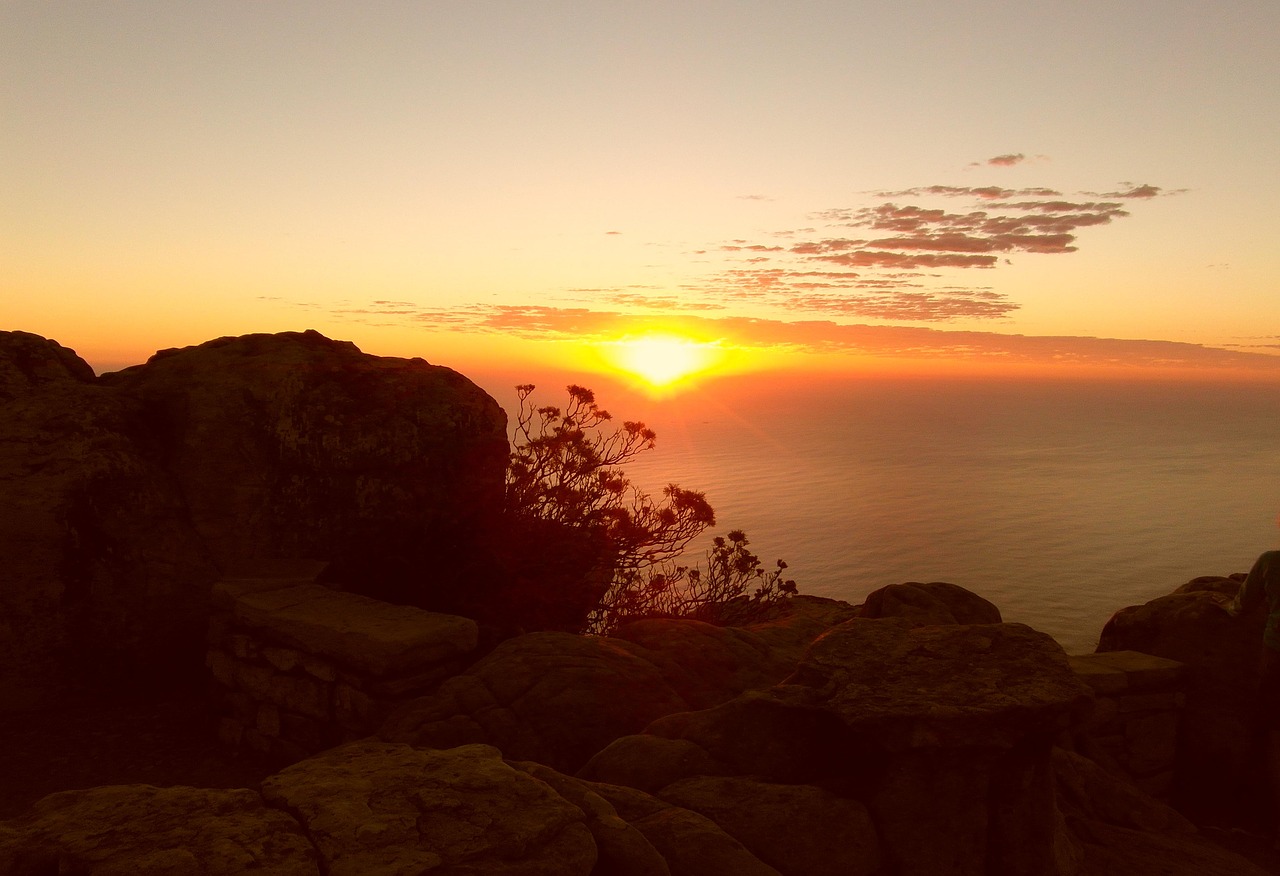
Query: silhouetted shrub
xmin=506 ymin=385 xmax=797 ymax=634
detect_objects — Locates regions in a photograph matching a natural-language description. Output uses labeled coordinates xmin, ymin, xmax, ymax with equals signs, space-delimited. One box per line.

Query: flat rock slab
xmin=260 ymin=740 xmax=597 ymax=876
xmin=0 ymin=784 xmax=319 ymax=875
xmin=224 ymin=582 xmax=478 ymax=676
xmin=787 ymin=619 xmax=1094 ymax=749
xmin=1068 ymin=651 xmax=1184 ymax=695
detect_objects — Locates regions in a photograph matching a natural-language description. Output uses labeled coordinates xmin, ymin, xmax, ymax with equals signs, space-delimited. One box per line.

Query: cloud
xmin=973 ymin=153 xmax=1026 ymax=167
xmin=334 ymin=301 xmax=1280 ymax=372
xmin=874 ymin=185 xmax=1063 ymax=199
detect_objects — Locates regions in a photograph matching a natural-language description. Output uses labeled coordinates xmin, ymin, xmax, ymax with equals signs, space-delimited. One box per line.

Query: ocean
xmin=477 ymin=372 xmax=1280 ymax=654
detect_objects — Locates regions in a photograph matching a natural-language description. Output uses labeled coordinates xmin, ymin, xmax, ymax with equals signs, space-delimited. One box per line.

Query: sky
xmin=3 ymin=0 xmax=1279 ymax=386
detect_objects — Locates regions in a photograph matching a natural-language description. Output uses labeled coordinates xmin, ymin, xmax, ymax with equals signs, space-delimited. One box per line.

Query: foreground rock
xmin=0 ymin=741 xmax=779 ymax=876
xmin=1098 ymin=574 xmax=1269 ymax=827
xmin=0 ymin=330 xmax=507 ymax=706
xmin=378 ymin=597 xmax=858 ymax=773
xmin=0 ymin=784 xmax=318 ymax=875
xmin=4 ymin=578 xmax=1274 ymax=876
xmin=584 ymin=619 xmax=1094 ymax=875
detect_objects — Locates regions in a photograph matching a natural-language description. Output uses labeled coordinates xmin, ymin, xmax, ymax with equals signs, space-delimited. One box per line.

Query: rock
xmin=259 ymin=740 xmax=597 ymax=876
xmin=379 ymin=631 xmax=689 ymax=773
xmin=1053 ymin=747 xmax=1194 ymax=835
xmin=100 ymin=330 xmax=508 ymax=590
xmin=578 ymin=736 xmax=733 ymax=794
xmin=589 ymin=783 xmax=782 ymax=876
xmin=0 ymin=331 xmax=218 ymax=706
xmin=0 ymin=330 xmax=507 ymax=704
xmin=220 ymin=580 xmax=478 ymax=676
xmin=857 ymin=580 xmax=1002 ymax=625
xmin=512 ymin=762 xmax=673 ymax=876
xmin=586 ymin=619 xmax=1094 ymax=876
xmin=1098 ymin=575 xmax=1269 ymax=825
xmin=0 ymin=330 xmax=95 ymax=400
xmin=657 ymin=775 xmax=881 ymax=876
xmin=0 ymin=784 xmax=318 ymax=875
xmin=380 ymin=605 xmax=853 ymax=773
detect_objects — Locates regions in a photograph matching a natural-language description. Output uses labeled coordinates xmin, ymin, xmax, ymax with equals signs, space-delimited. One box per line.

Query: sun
xmin=598 ymin=334 xmax=724 ymax=391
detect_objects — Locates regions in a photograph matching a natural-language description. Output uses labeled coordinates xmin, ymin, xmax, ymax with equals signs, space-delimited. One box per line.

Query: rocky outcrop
xmin=378 ymin=598 xmax=855 ymax=773
xmin=207 ymin=570 xmax=480 ymax=763
xmin=4 ymin=576 xmax=1275 ymax=875
xmin=0 ymin=330 xmax=507 ymax=707
xmin=1098 ymin=574 xmax=1269 ymax=827
xmin=857 ymin=580 xmax=1002 ymax=626
xmin=0 ymin=741 xmax=781 ymax=876
xmin=0 ymin=784 xmax=319 ymax=875
xmin=583 ymin=619 xmax=1095 ymax=875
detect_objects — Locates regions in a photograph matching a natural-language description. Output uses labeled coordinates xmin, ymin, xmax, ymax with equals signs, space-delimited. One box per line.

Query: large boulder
xmin=1097 ymin=574 xmax=1269 ymax=826
xmin=0 ymin=331 xmax=218 ymax=705
xmin=379 ymin=601 xmax=854 ymax=773
xmin=857 ymin=580 xmax=1002 ymax=626
xmin=585 ymin=618 xmax=1094 ymax=876
xmin=260 ymin=741 xmax=598 ymax=875
xmin=100 ymin=330 xmax=508 ymax=583
xmin=0 ymin=330 xmax=508 ymax=706
xmin=0 ymin=784 xmax=319 ymax=875
xmin=1052 ymin=747 xmax=1272 ymax=876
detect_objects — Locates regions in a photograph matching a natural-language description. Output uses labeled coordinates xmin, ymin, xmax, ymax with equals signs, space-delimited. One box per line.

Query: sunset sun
xmin=599 ymin=334 xmax=724 ymax=391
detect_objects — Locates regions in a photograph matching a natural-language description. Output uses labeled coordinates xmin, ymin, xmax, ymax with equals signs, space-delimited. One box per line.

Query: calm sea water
xmin=478 ymin=373 xmax=1280 ymax=654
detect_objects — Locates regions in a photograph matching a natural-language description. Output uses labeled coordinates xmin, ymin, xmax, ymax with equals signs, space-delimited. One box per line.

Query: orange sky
xmin=3 ymin=3 xmax=1278 ymax=387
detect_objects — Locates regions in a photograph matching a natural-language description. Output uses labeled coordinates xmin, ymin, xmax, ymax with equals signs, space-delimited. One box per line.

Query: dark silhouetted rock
xmin=379 ymin=631 xmax=690 ymax=773
xmin=380 ymin=603 xmax=854 ymax=773
xmin=0 ymin=784 xmax=318 ymax=875
xmin=1098 ymin=574 xmax=1268 ymax=826
xmin=658 ymin=775 xmax=881 ymax=876
xmin=0 ymin=330 xmax=507 ymax=705
xmin=858 ymin=580 xmax=1002 ymax=625
xmin=587 ymin=783 xmax=782 ymax=876
xmin=260 ymin=740 xmax=597 ymax=875
xmin=1054 ymin=748 xmax=1272 ymax=875
xmin=586 ymin=619 xmax=1093 ymax=876
xmin=100 ymin=329 xmax=508 ymax=585
xmin=0 ymin=331 xmax=218 ymax=706
xmin=512 ymin=761 xmax=674 ymax=876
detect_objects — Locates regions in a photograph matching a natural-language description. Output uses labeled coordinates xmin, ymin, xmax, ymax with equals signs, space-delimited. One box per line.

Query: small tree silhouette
xmin=506 ymin=384 xmax=797 ymax=634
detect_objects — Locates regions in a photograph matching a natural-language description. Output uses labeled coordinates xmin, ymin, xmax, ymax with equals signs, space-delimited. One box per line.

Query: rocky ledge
xmin=3 ymin=578 xmax=1276 ymax=875
xmin=2 ymin=331 xmax=1276 ymax=875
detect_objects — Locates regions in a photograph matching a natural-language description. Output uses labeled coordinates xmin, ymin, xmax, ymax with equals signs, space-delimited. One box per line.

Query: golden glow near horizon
xmin=597 ymin=334 xmax=726 ymax=392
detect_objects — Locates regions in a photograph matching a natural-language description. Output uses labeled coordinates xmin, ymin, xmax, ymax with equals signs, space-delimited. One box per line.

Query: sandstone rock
xmin=0 ymin=784 xmax=318 ymax=875
xmin=657 ymin=775 xmax=881 ymax=876
xmin=259 ymin=740 xmax=597 ymax=875
xmin=1098 ymin=576 xmax=1269 ymax=825
xmin=513 ymin=762 xmax=673 ymax=876
xmin=221 ymin=580 xmax=478 ymax=675
xmin=0 ymin=332 xmax=217 ymax=706
xmin=857 ymin=580 xmax=1002 ymax=625
xmin=379 ymin=631 xmax=689 ymax=772
xmin=1053 ymin=747 xmax=1194 ymax=835
xmin=788 ymin=618 xmax=1091 ymax=749
xmin=380 ymin=603 xmax=855 ymax=774
xmin=589 ymin=784 xmax=782 ymax=876
xmin=586 ymin=619 xmax=1094 ymax=876
xmin=610 ymin=613 xmax=819 ymax=711
xmin=0 ymin=330 xmax=95 ymax=400
xmin=101 ymin=330 xmax=508 ymax=584
xmin=0 ymin=330 xmax=507 ymax=703
xmin=577 ymin=736 xmax=733 ymax=794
